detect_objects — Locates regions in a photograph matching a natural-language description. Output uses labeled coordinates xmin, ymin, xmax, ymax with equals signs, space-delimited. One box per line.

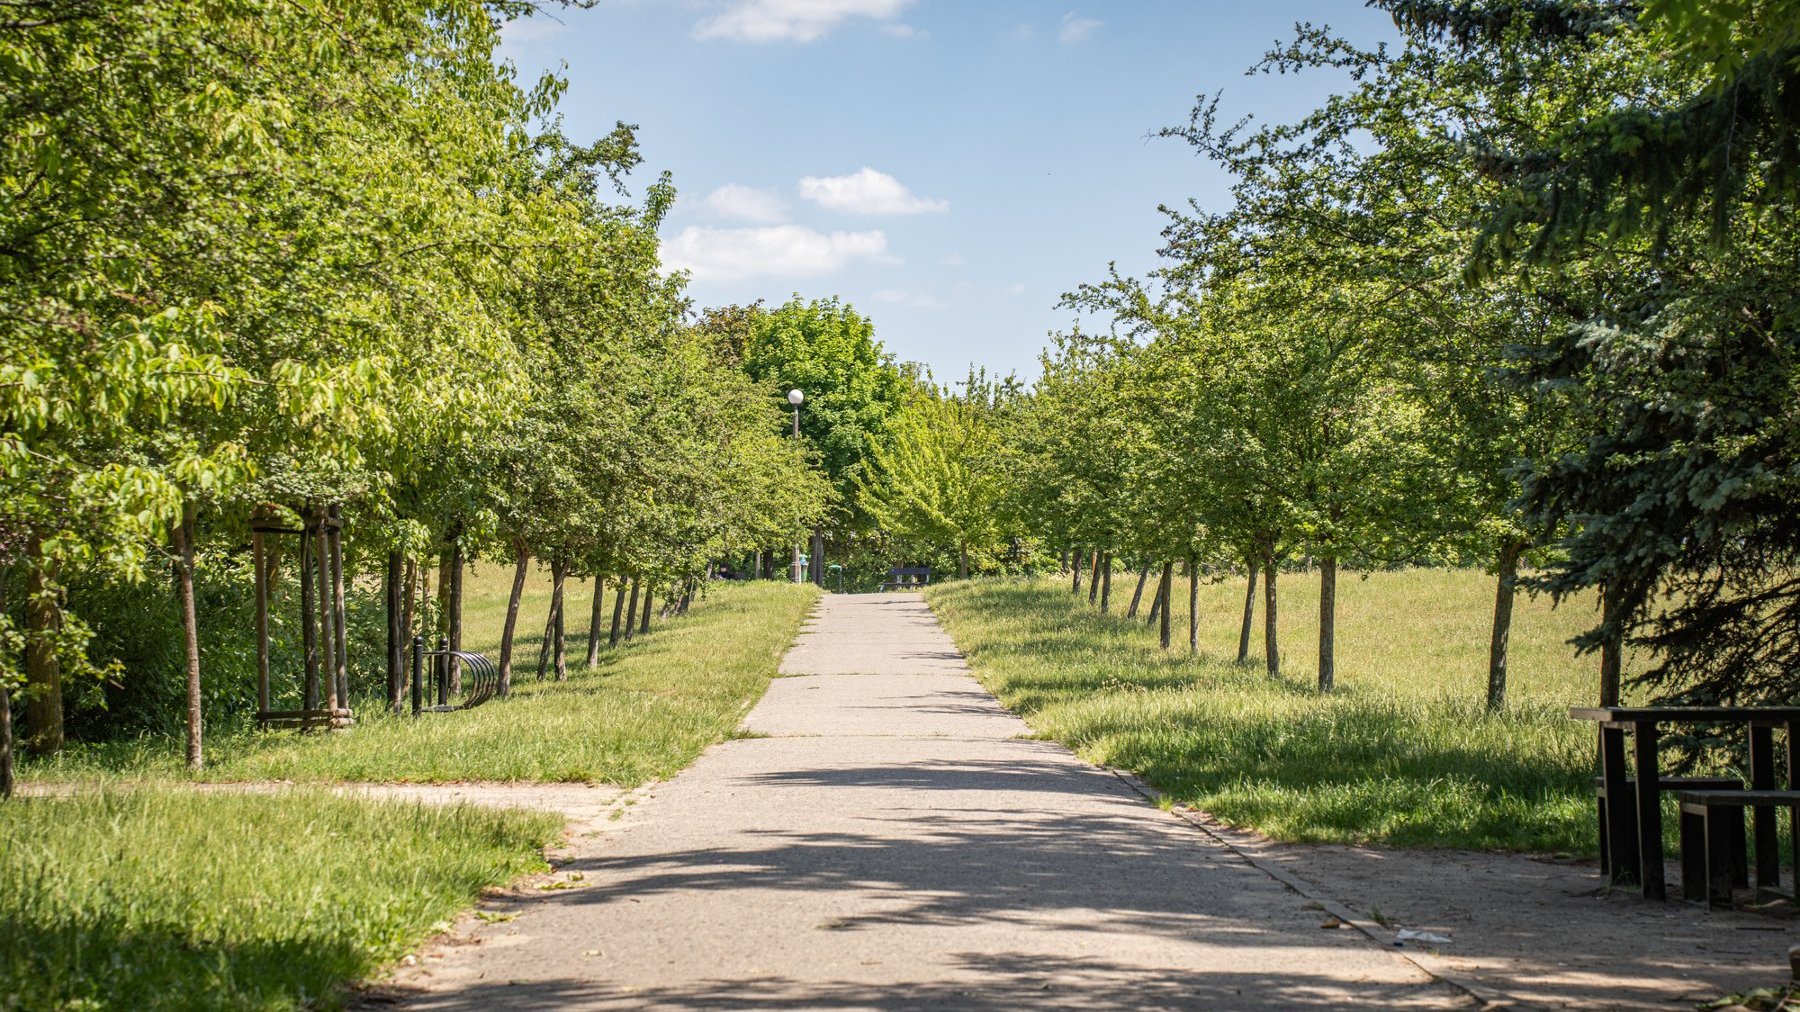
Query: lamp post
xmin=788 ymin=388 xmax=805 ymax=583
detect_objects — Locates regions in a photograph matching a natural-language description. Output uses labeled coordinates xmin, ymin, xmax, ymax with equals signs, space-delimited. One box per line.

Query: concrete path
xmin=390 ymin=594 xmax=1467 ymax=1010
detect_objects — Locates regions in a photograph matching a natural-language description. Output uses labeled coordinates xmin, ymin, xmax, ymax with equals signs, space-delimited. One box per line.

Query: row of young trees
xmin=853 ymin=0 xmax=1800 ymax=713
xmin=0 ymin=1 xmax=833 ymax=792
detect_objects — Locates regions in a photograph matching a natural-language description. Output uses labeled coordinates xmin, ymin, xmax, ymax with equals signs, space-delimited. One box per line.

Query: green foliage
xmin=0 ymin=787 xmax=559 ymax=1010
xmin=1355 ymin=1 xmax=1800 ymax=704
xmin=855 ymin=374 xmax=1008 ymax=575
xmin=738 ymin=297 xmax=905 ymax=529
xmin=0 ymin=1 xmax=835 ymax=750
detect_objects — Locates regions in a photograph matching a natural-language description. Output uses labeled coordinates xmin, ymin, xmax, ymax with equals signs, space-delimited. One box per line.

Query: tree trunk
xmin=535 ymin=560 xmax=560 ymax=680
xmin=625 ymin=577 xmax=640 ymax=641
xmin=436 ymin=546 xmax=451 ymax=631
xmin=1599 ymin=579 xmax=1624 ymax=706
xmin=586 ymin=576 xmax=606 ymax=667
xmin=1072 ymin=547 xmax=1083 ymax=594
xmin=1187 ymin=553 xmax=1199 ymax=655
xmin=299 ymin=524 xmax=318 ymax=716
xmin=1236 ymin=560 xmax=1258 ymax=665
xmin=610 ymin=579 xmax=628 ymax=646
xmin=397 ymin=557 xmax=417 ymax=711
xmin=551 ymin=558 xmax=568 ymax=682
xmin=329 ymin=509 xmax=349 ymax=709
xmin=447 ymin=540 xmax=464 ymax=694
xmin=172 ymin=511 xmax=203 ymax=769
xmin=314 ymin=518 xmax=338 ymax=712
xmin=21 ymin=538 xmax=59 ymax=756
xmin=1126 ymin=564 xmax=1150 ymax=619
xmin=1099 ymin=552 xmax=1113 ymax=613
xmin=436 ymin=547 xmax=452 ymax=693
xmin=1158 ymin=561 xmax=1174 ymax=649
xmin=385 ymin=549 xmax=403 ymax=710
xmin=0 ymin=676 xmax=10 ymax=799
xmin=498 ymin=543 xmax=529 ymax=696
xmin=1318 ymin=555 xmax=1337 ymax=692
xmin=1088 ymin=550 xmax=1102 ymax=604
xmin=0 ymin=575 xmax=9 ymax=796
xmin=958 ymin=543 xmax=969 ymax=579
xmin=1487 ymin=539 xmax=1524 ymax=712
xmin=639 ymin=582 xmax=653 ymax=635
xmin=811 ymin=529 xmax=824 ymax=585
xmin=1146 ymin=564 xmax=1164 ymax=626
xmin=1263 ymin=550 xmax=1279 ymax=677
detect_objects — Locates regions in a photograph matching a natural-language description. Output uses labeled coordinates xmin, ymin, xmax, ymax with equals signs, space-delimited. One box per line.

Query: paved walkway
xmin=391 ymin=594 xmax=1467 ymax=1010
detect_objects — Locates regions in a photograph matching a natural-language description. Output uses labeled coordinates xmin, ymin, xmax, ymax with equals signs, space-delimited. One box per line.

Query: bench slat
xmin=1679 ymin=790 xmax=1800 ymax=807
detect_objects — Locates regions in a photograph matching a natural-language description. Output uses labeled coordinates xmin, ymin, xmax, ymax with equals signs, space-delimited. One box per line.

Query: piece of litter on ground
xmin=1394 ymin=929 xmax=1453 ymax=945
xmin=1320 ymin=915 xmax=1346 ymax=929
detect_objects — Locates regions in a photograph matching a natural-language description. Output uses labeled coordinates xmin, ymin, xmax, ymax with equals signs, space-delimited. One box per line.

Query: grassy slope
xmin=0 ymin=787 xmax=561 ymax=1011
xmin=927 ymin=570 xmax=1607 ymax=853
xmin=30 ymin=576 xmax=820 ymax=784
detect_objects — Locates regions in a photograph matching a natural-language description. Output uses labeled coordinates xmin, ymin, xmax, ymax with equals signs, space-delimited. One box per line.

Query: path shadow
xmin=390 ymin=949 xmax=1459 ymax=1010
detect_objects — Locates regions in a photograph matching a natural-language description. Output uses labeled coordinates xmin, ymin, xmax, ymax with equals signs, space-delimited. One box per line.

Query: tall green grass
xmin=29 ymin=579 xmax=819 ymax=785
xmin=927 ymin=571 xmax=1608 ymax=853
xmin=0 ymin=787 xmax=560 ymax=1011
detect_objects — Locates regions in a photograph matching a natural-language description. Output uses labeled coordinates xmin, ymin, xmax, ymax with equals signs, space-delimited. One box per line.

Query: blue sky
xmin=500 ymin=1 xmax=1399 ymax=382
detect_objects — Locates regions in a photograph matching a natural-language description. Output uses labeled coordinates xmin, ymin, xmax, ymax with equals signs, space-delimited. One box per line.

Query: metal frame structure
xmin=251 ymin=504 xmax=354 ymax=731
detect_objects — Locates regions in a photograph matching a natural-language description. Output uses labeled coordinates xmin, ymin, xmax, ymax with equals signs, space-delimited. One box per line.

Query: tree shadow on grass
xmin=1 ymin=912 xmax=369 ymax=1012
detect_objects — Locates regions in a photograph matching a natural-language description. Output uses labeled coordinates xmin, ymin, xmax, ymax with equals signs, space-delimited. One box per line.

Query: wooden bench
xmin=1595 ymin=777 xmax=1741 ymax=877
xmin=880 ymin=566 xmax=931 ymax=591
xmin=1570 ymin=706 xmax=1800 ymax=901
xmin=1678 ymin=790 xmax=1800 ymax=907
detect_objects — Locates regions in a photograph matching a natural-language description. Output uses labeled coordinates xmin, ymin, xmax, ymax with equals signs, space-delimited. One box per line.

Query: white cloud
xmin=880 ymin=22 xmax=927 ymax=39
xmin=944 ymin=253 xmax=967 ymax=267
xmin=872 ymin=288 xmax=945 ymax=309
xmin=694 ymin=0 xmax=915 ymax=43
xmin=663 ymin=225 xmax=888 ymax=281
xmin=499 ymin=13 xmax=570 ymax=45
xmin=1002 ymin=282 xmax=1027 ymax=296
xmin=697 ymin=183 xmax=788 ymax=224
xmin=1058 ymin=12 xmax=1102 ymax=43
xmin=799 ymin=167 xmax=948 ymax=215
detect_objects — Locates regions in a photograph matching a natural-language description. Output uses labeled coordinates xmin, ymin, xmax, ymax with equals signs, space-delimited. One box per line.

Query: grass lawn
xmin=926 ymin=569 xmax=1612 ymax=853
xmin=0 ymin=786 xmax=561 ymax=1011
xmin=4 ymin=575 xmax=817 ymax=1009
xmin=28 ymin=576 xmax=820 ymax=785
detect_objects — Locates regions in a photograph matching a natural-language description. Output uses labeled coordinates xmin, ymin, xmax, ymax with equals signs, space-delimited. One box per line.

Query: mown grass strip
xmin=926 ymin=571 xmax=1600 ymax=853
xmin=0 ymin=786 xmax=561 ymax=1011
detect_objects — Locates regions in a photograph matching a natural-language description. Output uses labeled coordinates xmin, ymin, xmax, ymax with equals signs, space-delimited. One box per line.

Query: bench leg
xmin=1704 ymin=810 xmax=1735 ymax=907
xmin=1601 ymin=727 xmax=1640 ymax=886
xmin=1729 ymin=808 xmax=1749 ymax=889
xmin=1680 ymin=807 xmax=1707 ymax=902
xmin=1597 ymin=794 xmax=1610 ymax=877
xmin=1750 ymin=725 xmax=1780 ymax=889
